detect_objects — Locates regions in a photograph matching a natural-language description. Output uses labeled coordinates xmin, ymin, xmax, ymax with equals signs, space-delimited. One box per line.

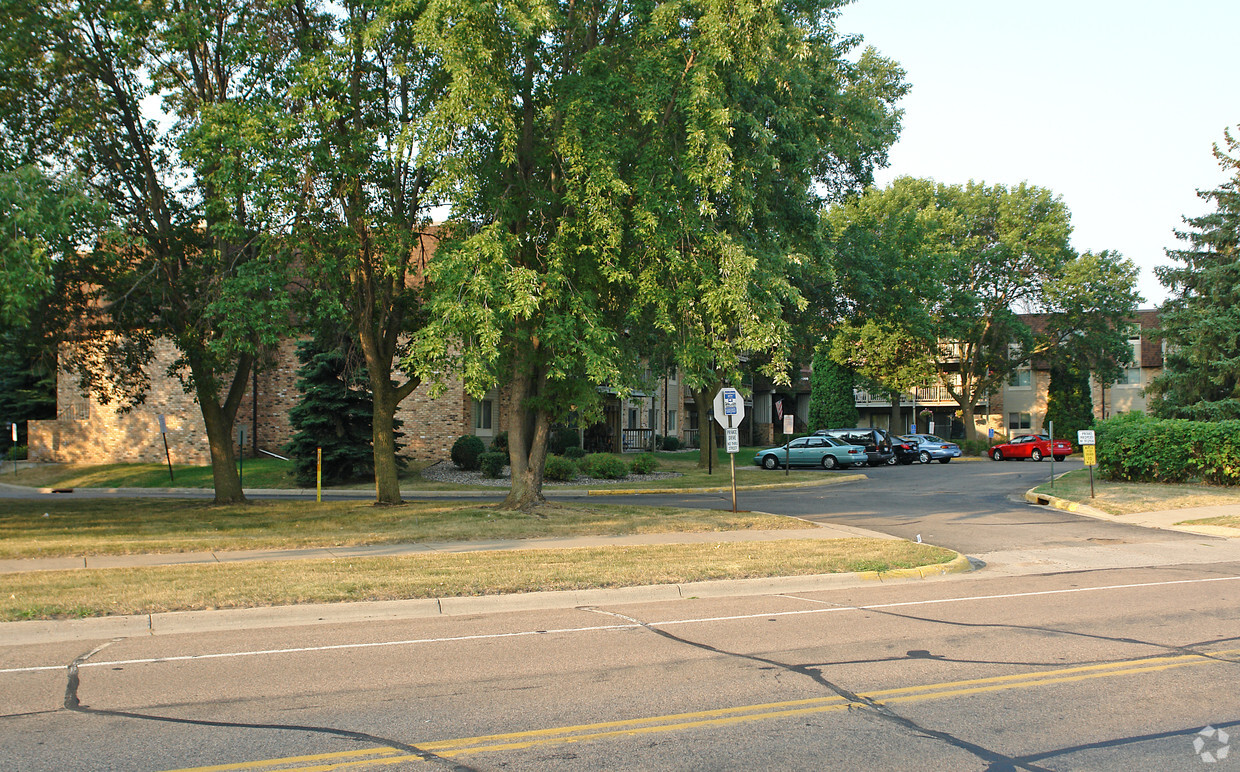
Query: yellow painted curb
xmin=1023 ymin=489 xmax=1111 ymax=518
xmin=855 ymin=552 xmax=974 ymax=582
xmin=587 ymin=474 xmax=867 ymax=496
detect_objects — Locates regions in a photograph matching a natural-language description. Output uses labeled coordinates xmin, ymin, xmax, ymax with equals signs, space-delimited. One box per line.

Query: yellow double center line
xmin=167 ymin=647 xmax=1240 ymax=771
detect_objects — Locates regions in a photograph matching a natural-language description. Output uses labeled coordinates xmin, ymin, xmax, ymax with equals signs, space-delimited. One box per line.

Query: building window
xmin=1117 ymin=366 xmax=1142 ymax=387
xmin=1008 ymin=412 xmax=1031 ymax=431
xmin=627 ymin=408 xmax=638 ymax=430
xmin=473 ymin=399 xmax=492 ymax=431
xmin=1008 ymin=368 xmax=1032 ymax=388
xmin=667 ymin=409 xmax=677 ymax=433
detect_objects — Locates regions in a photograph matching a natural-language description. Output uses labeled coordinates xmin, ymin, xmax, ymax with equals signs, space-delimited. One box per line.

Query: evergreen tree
xmin=808 ymin=348 xmax=859 ymax=431
xmin=0 ymin=325 xmax=56 ymax=455
xmin=1044 ymin=360 xmax=1094 ymax=442
xmin=287 ymin=336 xmax=377 ymax=487
xmin=1148 ymin=126 xmax=1240 ymax=420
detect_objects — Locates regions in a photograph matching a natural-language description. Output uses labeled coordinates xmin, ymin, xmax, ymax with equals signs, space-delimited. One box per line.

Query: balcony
xmin=853 ymin=386 xmax=986 ymax=408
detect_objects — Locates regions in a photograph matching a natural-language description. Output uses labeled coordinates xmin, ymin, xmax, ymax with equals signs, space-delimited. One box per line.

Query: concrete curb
xmin=586 ymin=474 xmax=867 ymax=496
xmin=1024 ymin=489 xmax=1113 ymax=519
xmin=0 ymin=551 xmax=972 ymax=645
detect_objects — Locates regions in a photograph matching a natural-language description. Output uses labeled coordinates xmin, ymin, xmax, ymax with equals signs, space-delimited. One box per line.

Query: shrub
xmin=548 ymin=426 xmax=581 ymax=455
xmin=564 ymin=446 xmax=586 ymax=459
xmin=451 ymin=435 xmax=486 ymax=471
xmin=478 ymin=451 xmax=507 ymax=478
xmin=630 ymin=453 xmax=658 ymax=475
xmin=490 ymin=432 xmax=508 ymax=453
xmin=959 ymin=439 xmax=993 ymax=457
xmin=4 ymin=445 xmax=27 ymax=461
xmin=580 ymin=453 xmax=630 ymax=479
xmin=544 ymin=454 xmax=578 ymax=481
xmin=1096 ymin=413 xmax=1240 ymax=485
xmin=661 ymin=436 xmax=681 ymax=451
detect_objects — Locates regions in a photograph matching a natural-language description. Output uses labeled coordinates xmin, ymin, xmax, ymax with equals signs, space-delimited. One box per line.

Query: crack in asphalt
xmin=63 ymin=640 xmax=475 ymax=771
xmin=581 ymin=607 xmax=1055 ymax=772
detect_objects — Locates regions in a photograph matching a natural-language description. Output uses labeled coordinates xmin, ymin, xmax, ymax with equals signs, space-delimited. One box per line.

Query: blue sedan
xmin=753 ymin=435 xmax=869 ymax=470
xmin=901 ymin=434 xmax=963 ymax=464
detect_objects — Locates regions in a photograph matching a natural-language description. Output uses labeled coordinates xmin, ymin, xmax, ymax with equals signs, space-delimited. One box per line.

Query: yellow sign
xmin=1083 ymin=446 xmax=1096 ymax=466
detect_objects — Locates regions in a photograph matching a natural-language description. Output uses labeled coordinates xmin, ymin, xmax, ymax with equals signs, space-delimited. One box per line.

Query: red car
xmin=990 ymin=434 xmax=1074 ymax=462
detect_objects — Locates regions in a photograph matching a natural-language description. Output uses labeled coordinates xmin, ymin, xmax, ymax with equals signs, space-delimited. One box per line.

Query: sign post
xmin=1078 ymin=429 xmax=1097 ymax=498
xmin=157 ymin=414 xmax=174 ymax=482
xmin=1048 ymin=420 xmax=1055 ymax=491
xmin=782 ymin=414 xmax=794 ymax=477
xmin=238 ymin=427 xmax=245 ymax=491
xmin=317 ymin=446 xmax=322 ymax=503
xmin=10 ymin=422 xmax=16 ymax=477
xmin=713 ymin=388 xmax=746 ymax=513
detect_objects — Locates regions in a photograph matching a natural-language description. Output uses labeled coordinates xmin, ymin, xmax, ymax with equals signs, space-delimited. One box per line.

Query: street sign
xmin=988 ymin=427 xmax=995 ymax=439
xmin=1078 ymin=430 xmax=1096 ymax=445
xmin=712 ymin=387 xmax=745 ymax=428
xmin=725 ymin=427 xmax=739 ymax=454
xmin=1083 ymin=445 xmax=1097 ymax=466
xmin=783 ymin=414 xmax=794 ymax=435
xmin=157 ymin=414 xmax=168 ymax=434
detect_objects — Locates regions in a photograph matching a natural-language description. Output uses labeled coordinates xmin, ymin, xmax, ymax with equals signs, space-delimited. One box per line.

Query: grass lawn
xmin=0 ymin=498 xmax=809 ymax=559
xmin=0 ymin=539 xmax=956 ymax=621
xmin=6 ymin=448 xmax=850 ymax=493
xmin=1032 ymin=469 xmax=1240 ymax=516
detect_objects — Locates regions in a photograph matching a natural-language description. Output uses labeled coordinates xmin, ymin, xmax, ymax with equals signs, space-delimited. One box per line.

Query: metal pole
xmin=317 ymin=446 xmax=322 ymax=503
xmin=1048 ymin=420 xmax=1054 ymax=491
xmin=162 ymin=432 xmax=174 ymax=482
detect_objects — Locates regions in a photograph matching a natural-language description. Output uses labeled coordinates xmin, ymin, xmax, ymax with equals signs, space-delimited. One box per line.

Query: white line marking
xmin=3 ymin=574 xmax=1238 ymax=676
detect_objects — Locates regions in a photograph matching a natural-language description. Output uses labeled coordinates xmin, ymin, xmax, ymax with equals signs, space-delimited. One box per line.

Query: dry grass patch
xmin=0 ymin=499 xmax=805 ymax=559
xmin=1032 ymin=470 xmax=1240 ymax=515
xmin=1177 ymin=515 xmax=1240 ymax=529
xmin=0 ymin=538 xmax=956 ymax=621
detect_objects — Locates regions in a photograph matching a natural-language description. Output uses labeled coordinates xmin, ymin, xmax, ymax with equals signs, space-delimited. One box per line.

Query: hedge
xmin=1097 ymin=413 xmax=1240 ymax=485
xmin=478 ymin=451 xmax=507 ymax=478
xmin=544 ymin=454 xmax=578 ymax=481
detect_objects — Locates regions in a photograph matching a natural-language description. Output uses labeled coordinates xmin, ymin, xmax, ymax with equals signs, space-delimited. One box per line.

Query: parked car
xmin=902 ymin=434 xmax=962 ymax=464
xmin=989 ymin=434 xmax=1074 ymax=462
xmin=815 ymin=428 xmax=897 ymax=466
xmin=886 ymin=431 xmax=921 ymax=465
xmin=753 ymin=435 xmax=869 ymax=470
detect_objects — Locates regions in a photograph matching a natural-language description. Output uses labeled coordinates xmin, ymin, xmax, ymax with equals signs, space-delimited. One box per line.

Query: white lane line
xmin=3 ymin=574 xmax=1238 ymax=676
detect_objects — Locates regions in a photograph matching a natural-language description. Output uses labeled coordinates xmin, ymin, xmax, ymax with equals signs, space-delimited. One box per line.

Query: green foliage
xmin=286 ymin=336 xmax=378 ymax=488
xmin=660 ymin=436 xmax=681 ymax=451
xmin=563 ymin=446 xmax=587 ymax=460
xmin=630 ymin=454 xmax=659 ymax=475
xmin=543 ymin=454 xmax=578 ymax=482
xmin=489 ymin=432 xmax=509 ymax=454
xmin=548 ymin=427 xmax=581 ymax=456
xmin=451 ymin=435 xmax=486 ymax=471
xmin=1097 ymin=413 xmax=1240 ymax=485
xmin=1044 ymin=361 xmax=1094 ymax=444
xmin=1148 ymin=127 xmax=1240 ymax=420
xmin=808 ymin=347 xmax=860 ymax=431
xmin=478 ymin=452 xmax=507 ymax=479
xmin=5 ymin=445 xmax=27 ymax=461
xmin=580 ymin=454 xmax=630 ymax=480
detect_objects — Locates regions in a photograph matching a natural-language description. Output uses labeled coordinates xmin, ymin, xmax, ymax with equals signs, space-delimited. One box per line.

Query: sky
xmin=835 ymin=0 xmax=1240 ymax=307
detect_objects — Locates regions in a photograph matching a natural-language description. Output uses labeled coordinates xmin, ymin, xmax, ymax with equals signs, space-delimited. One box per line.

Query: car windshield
xmin=920 ymin=435 xmax=945 ymax=443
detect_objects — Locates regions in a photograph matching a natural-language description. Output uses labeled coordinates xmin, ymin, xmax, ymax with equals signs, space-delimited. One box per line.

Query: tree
xmin=827 ymin=178 xmax=1076 ymax=441
xmin=6 ymin=1 xmax=297 ymax=502
xmin=807 ymin=346 xmax=858 ymax=431
xmin=828 ymin=320 xmax=935 ymax=430
xmin=278 ymin=0 xmax=441 ymax=504
xmin=286 ymin=335 xmax=377 ymax=488
xmin=1044 ymin=359 xmax=1094 ymax=442
xmin=1147 ymin=126 xmax=1240 ymax=420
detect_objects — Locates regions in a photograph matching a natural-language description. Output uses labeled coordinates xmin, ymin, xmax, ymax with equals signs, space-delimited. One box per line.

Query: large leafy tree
xmin=1148 ymin=127 xmax=1240 ymax=420
xmin=5 ymin=0 xmax=297 ymax=502
xmin=279 ymin=0 xmax=441 ymax=503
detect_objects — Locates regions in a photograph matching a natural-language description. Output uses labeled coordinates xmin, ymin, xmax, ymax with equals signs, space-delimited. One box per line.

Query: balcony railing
xmin=852 ymin=386 xmax=986 ymax=407
xmin=621 ymin=428 xmax=654 ymax=452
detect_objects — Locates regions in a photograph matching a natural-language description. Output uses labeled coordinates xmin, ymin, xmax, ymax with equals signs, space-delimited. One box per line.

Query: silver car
xmin=901 ymin=434 xmax=963 ymax=464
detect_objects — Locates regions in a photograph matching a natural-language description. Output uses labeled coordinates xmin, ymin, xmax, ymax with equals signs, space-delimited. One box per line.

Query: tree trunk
xmin=189 ymin=352 xmax=250 ymax=505
xmin=371 ymin=384 xmax=402 ymax=504
xmin=691 ymin=384 xmax=717 ymax=469
xmin=504 ymin=359 xmax=550 ymax=510
xmin=888 ymin=390 xmax=903 ymax=434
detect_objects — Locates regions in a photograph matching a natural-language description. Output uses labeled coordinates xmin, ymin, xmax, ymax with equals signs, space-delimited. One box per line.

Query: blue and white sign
xmin=712 ymin=388 xmax=746 ymax=428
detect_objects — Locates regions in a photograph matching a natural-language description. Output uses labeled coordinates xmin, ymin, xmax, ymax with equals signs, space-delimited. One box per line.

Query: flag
xmin=775 ymin=399 xmax=783 ymax=422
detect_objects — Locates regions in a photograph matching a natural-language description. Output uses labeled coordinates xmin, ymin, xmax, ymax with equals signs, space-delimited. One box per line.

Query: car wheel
xmin=821 ymin=455 xmax=838 ymax=470
xmin=1053 ymin=455 xmax=1066 ymax=462
xmin=762 ymin=455 xmax=779 ymax=470
xmin=991 ymin=448 xmax=1003 ymax=461
xmin=885 ymin=455 xmax=898 ymax=466
xmin=1031 ymin=448 xmax=1043 ymax=462
xmin=938 ymin=458 xmax=952 ymax=464
xmin=918 ymin=451 xmax=931 ymax=464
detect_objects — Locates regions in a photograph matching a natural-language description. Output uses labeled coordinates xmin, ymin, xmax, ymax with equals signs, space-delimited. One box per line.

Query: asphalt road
xmin=3 ymin=459 xmax=1240 ymax=771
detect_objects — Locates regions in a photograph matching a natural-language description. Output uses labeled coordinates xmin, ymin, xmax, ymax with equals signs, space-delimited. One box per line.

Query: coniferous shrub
xmin=287 ymin=336 xmax=377 ymax=487
xmin=490 ymin=431 xmax=508 ymax=453
xmin=451 ymin=435 xmax=486 ymax=470
xmin=563 ymin=446 xmax=587 ymax=459
xmin=478 ymin=451 xmax=507 ymax=478
xmin=548 ymin=426 xmax=581 ymax=455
